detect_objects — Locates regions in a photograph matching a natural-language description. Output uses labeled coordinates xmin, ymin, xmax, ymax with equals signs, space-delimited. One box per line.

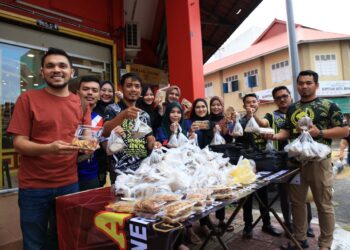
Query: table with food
xmin=56 ymin=140 xmax=299 ymax=250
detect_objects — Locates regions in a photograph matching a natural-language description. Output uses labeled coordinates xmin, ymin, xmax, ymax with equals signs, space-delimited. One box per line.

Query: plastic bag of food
xmin=149 ymin=147 xmax=166 ymax=164
xmin=244 ymin=117 xmax=260 ymax=133
xmin=168 ymin=126 xmax=188 ymax=148
xmin=132 ymin=112 xmax=152 ymax=139
xmin=298 ymin=110 xmax=313 ymax=130
xmin=210 ymin=125 xmax=226 ymax=145
xmin=231 ymin=115 xmax=243 ymax=137
xmin=107 ymin=130 xmax=126 ymax=155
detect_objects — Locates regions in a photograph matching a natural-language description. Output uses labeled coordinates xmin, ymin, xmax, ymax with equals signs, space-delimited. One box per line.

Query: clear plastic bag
xmin=244 ymin=117 xmax=260 ymax=133
xmin=231 ymin=118 xmax=243 ymax=137
xmin=149 ymin=147 xmax=166 ymax=164
xmin=210 ymin=126 xmax=226 ymax=145
xmin=284 ymin=130 xmax=331 ymax=162
xmin=107 ymin=130 xmax=126 ymax=155
xmin=132 ymin=112 xmax=152 ymax=139
xmin=168 ymin=126 xmax=189 ymax=148
xmin=298 ymin=110 xmax=313 ymax=130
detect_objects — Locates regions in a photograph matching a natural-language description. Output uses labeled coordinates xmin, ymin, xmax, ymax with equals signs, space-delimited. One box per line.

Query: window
xmin=222 ymin=82 xmax=228 ymax=93
xmin=205 ymin=82 xmax=213 ymax=97
xmin=225 ymin=75 xmax=238 ymax=92
xmin=271 ymin=60 xmax=291 ymax=83
xmin=244 ymin=69 xmax=258 ymax=88
xmin=0 ymin=42 xmax=112 ymax=190
xmin=231 ymin=80 xmax=239 ymax=92
xmin=315 ymin=53 xmax=338 ymax=76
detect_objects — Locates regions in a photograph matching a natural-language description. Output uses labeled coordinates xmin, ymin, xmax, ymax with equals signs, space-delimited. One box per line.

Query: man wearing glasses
xmin=260 ymin=86 xmax=315 ymax=239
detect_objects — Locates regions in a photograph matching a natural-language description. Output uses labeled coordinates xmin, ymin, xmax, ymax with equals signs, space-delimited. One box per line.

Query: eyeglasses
xmin=274 ymin=94 xmax=289 ymax=101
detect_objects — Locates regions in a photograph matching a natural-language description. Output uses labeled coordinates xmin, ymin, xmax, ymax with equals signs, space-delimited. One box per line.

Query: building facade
xmin=204 ymin=19 xmax=350 ymax=117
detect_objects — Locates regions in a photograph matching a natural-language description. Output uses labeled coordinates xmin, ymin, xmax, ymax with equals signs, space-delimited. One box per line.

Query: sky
xmin=224 ymin=0 xmax=350 ymax=46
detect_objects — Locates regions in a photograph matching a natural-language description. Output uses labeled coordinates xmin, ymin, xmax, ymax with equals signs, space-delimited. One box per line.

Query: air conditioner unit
xmin=125 ymin=22 xmax=141 ymax=48
xmin=238 ymin=92 xmax=245 ymax=99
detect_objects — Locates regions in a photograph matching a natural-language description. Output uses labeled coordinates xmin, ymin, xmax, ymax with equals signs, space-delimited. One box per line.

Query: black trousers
xmin=243 ymin=186 xmax=271 ymax=227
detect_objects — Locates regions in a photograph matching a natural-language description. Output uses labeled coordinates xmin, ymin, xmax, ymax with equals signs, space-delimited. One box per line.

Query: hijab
xmin=136 ymin=85 xmax=154 ymax=115
xmin=209 ymin=96 xmax=225 ymax=122
xmin=165 ymin=85 xmax=181 ymax=104
xmin=190 ymin=98 xmax=209 ymax=121
xmin=94 ymin=80 xmax=115 ymax=116
xmin=161 ymin=101 xmax=185 ymax=138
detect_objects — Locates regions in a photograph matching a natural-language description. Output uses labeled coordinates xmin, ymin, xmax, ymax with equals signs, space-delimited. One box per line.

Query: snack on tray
xmin=72 ymin=137 xmax=98 ymax=150
xmin=134 ymin=199 xmax=166 ymax=213
xmin=162 ymin=200 xmax=195 ymax=223
xmin=186 ymin=193 xmax=207 ymax=212
xmin=150 ymin=193 xmax=183 ymax=202
xmin=105 ymin=201 xmax=136 ymax=213
xmin=192 ymin=120 xmax=210 ymax=130
xmin=211 ymin=192 xmax=236 ymax=200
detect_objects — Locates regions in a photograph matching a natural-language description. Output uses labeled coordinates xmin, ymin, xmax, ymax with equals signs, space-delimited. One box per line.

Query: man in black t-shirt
xmin=235 ymin=93 xmax=282 ymax=239
xmin=102 ymin=73 xmax=161 ymax=183
xmin=266 ymin=70 xmax=348 ymax=250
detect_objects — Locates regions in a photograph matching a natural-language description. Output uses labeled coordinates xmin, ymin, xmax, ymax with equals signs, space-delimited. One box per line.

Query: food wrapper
xmin=134 ymin=199 xmax=166 ymax=213
xmin=72 ymin=125 xmax=103 ymax=150
xmin=192 ymin=120 xmax=210 ymax=130
xmin=162 ymin=200 xmax=195 ymax=223
xmin=298 ymin=111 xmax=313 ymax=130
xmin=181 ymin=98 xmax=192 ymax=109
xmin=150 ymin=192 xmax=183 ymax=202
xmin=105 ymin=201 xmax=136 ymax=213
xmin=231 ymin=119 xmax=243 ymax=137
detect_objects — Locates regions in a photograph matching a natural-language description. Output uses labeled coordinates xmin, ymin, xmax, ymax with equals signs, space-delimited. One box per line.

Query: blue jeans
xmin=19 ymin=182 xmax=79 ymax=250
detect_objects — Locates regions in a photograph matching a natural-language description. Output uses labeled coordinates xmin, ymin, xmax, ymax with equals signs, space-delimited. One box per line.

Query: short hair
xmin=297 ymin=70 xmax=319 ymax=84
xmin=78 ymin=76 xmax=100 ymax=90
xmin=243 ymin=93 xmax=258 ymax=103
xmin=41 ymin=47 xmax=72 ymax=67
xmin=272 ymin=86 xmax=291 ymax=99
xmin=120 ymin=72 xmax=142 ymax=86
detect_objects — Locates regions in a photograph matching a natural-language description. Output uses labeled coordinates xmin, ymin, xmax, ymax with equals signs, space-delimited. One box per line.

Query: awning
xmin=329 ymin=97 xmax=350 ymax=114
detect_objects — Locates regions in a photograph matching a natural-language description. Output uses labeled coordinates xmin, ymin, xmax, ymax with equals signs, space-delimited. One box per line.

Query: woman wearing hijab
xmin=155 ymin=102 xmax=186 ymax=146
xmin=136 ymin=85 xmax=162 ymax=132
xmin=185 ymin=98 xmax=214 ymax=149
xmin=94 ymin=81 xmax=115 ymax=187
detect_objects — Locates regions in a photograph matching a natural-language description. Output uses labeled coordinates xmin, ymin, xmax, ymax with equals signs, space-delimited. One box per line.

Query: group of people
xmin=7 ymin=47 xmax=348 ymax=250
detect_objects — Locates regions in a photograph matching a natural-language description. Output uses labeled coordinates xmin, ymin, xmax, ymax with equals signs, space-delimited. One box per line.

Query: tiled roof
xmin=204 ymin=19 xmax=350 ymax=75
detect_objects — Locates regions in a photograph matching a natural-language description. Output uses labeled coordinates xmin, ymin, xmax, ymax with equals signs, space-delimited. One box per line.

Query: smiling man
xmin=102 ymin=72 xmax=161 ymax=183
xmin=7 ymin=47 xmax=91 ymax=249
xmin=267 ymin=70 xmax=349 ymax=250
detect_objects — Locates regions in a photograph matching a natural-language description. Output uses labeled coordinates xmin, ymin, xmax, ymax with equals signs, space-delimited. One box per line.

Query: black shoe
xmin=242 ymin=226 xmax=253 ymax=239
xmin=280 ymin=240 xmax=309 ymax=249
xmin=262 ymin=224 xmax=282 ymax=237
xmin=307 ymin=227 xmax=315 ymax=238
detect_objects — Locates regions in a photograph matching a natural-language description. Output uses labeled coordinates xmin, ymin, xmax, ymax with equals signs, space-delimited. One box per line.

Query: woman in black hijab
xmin=94 ymin=80 xmax=115 ymax=117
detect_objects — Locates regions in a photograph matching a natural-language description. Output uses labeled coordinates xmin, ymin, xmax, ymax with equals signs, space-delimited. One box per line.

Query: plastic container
xmin=72 ymin=125 xmax=103 ymax=150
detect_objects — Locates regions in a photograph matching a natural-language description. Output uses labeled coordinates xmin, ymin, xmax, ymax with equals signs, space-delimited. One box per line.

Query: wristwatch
xmin=318 ymin=129 xmax=324 ymax=139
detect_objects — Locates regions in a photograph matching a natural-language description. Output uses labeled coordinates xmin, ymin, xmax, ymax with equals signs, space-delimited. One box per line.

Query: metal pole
xmin=285 ymin=0 xmax=300 ymax=102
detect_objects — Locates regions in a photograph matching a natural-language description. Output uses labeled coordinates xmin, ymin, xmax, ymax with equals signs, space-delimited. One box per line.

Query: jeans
xmin=19 ymin=182 xmax=79 ymax=250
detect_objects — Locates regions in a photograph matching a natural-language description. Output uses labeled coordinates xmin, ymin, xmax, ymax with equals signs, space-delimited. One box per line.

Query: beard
xmin=46 ymin=80 xmax=69 ymax=89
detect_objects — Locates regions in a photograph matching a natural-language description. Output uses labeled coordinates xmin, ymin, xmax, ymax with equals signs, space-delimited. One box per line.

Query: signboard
xmin=126 ymin=64 xmax=168 ymax=86
xmin=255 ymin=81 xmax=350 ymax=102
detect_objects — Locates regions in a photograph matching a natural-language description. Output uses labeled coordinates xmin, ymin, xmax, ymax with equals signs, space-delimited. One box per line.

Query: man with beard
xmin=266 ymin=70 xmax=348 ymax=250
xmin=7 ymin=47 xmax=91 ymax=249
xmin=103 ymin=72 xmax=161 ymax=183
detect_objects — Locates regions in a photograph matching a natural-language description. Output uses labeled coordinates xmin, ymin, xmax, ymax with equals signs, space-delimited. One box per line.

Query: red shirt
xmin=7 ymin=89 xmax=91 ymax=189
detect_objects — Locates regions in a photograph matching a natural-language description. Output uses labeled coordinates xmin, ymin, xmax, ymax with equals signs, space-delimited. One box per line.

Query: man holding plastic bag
xmin=102 ymin=73 xmax=161 ymax=182
xmin=234 ymin=93 xmax=282 ymax=239
xmin=266 ymin=70 xmax=348 ymax=250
